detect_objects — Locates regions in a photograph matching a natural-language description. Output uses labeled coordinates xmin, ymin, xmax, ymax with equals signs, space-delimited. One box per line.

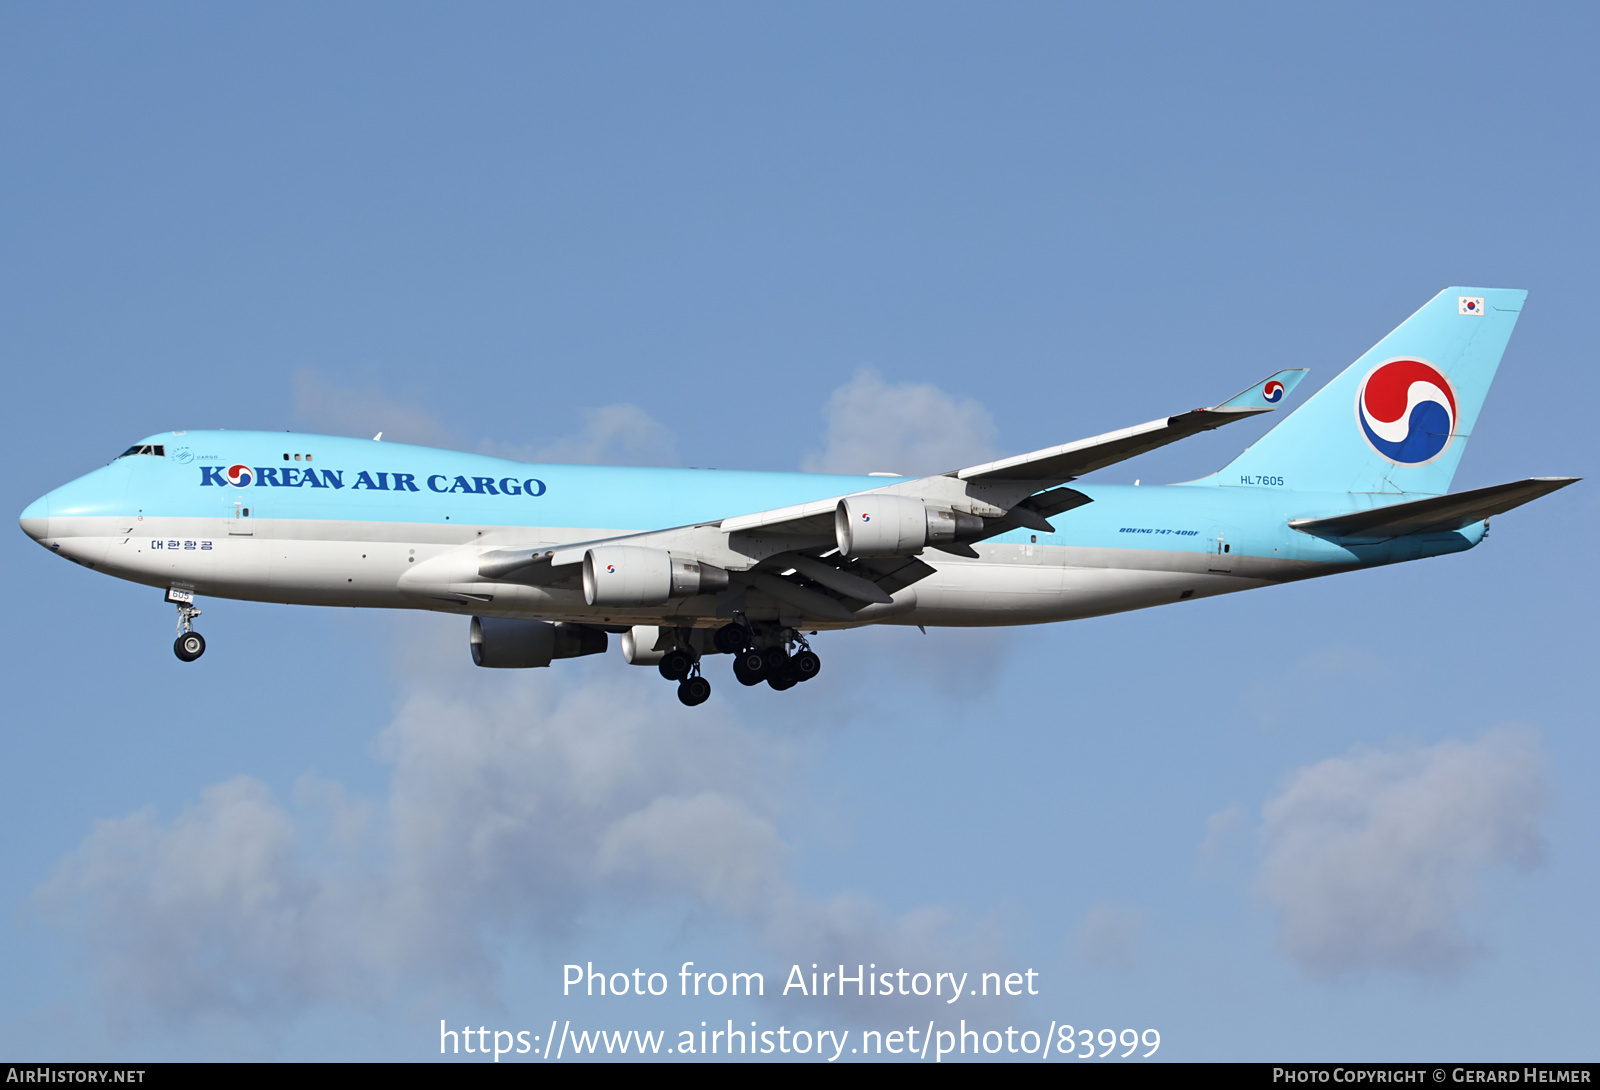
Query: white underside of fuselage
xmin=31 ymin=515 xmax=1335 ymax=630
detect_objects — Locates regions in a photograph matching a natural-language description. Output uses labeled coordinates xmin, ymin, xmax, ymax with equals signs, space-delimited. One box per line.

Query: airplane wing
xmin=953 ymin=368 xmax=1308 ymax=482
xmin=718 ymin=367 xmax=1309 ymax=537
xmin=475 ymin=368 xmax=1309 ymax=614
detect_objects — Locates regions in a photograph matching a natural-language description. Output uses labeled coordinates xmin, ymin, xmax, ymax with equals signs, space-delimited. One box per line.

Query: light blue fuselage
xmin=19 ymin=430 xmax=1480 ymax=630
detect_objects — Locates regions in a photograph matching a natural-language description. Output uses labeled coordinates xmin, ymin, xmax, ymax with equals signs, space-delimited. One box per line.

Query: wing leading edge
xmin=953 ymin=368 xmax=1308 ymax=483
xmin=720 ymin=367 xmax=1310 ymax=538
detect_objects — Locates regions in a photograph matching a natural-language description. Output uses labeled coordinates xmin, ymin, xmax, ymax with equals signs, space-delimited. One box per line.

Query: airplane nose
xmin=19 ymin=493 xmax=50 ymax=543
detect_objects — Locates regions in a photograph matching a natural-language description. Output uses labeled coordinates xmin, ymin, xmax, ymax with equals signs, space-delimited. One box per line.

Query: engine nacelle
xmin=583 ymin=546 xmax=728 ymax=607
xmin=669 ymin=556 xmax=730 ymax=598
xmin=835 ymin=495 xmax=985 ymax=557
xmin=621 ymin=625 xmax=669 ymax=665
xmin=584 ymin=546 xmax=670 ymax=606
xmin=470 ymin=617 xmax=608 ymax=668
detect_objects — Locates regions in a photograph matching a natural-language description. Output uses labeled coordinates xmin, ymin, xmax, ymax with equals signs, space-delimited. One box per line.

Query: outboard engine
xmin=835 ymin=495 xmax=985 ymax=557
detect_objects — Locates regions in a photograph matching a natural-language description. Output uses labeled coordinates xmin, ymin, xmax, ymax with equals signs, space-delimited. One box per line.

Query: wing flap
xmin=735 ymin=571 xmax=857 ymax=621
xmin=777 ymin=554 xmax=895 ymax=604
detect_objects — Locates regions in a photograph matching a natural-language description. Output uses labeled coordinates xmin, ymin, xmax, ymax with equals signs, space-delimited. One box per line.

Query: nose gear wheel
xmin=174 ymin=632 xmax=206 ymax=662
xmin=172 ymin=599 xmax=205 ymax=662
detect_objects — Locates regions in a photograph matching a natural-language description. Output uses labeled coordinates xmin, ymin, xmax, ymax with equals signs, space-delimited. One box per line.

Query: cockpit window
xmin=117 ymin=444 xmax=166 ymax=458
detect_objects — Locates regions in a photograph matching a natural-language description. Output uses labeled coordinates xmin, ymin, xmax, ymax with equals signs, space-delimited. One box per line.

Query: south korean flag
xmin=1458 ymin=296 xmax=1486 ymax=316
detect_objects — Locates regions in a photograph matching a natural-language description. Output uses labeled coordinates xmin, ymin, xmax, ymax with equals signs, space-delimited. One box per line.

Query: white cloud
xmin=802 ymin=368 xmax=998 ymax=476
xmin=479 ymin=404 xmax=679 ymax=466
xmin=597 ymin=792 xmax=789 ymax=916
xmin=1077 ymin=902 xmax=1145 ymax=971
xmin=39 ymin=635 xmax=993 ymax=1025
xmin=293 ymin=372 xmax=677 ymax=467
xmin=1255 ymin=727 xmax=1545 ymax=977
xmin=292 ymin=370 xmax=462 ymax=448
xmin=1199 ymin=802 xmax=1249 ymax=861
xmin=39 ymin=777 xmax=338 ymax=1018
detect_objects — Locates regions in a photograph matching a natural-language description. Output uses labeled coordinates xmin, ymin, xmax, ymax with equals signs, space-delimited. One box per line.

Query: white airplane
xmin=19 ymin=288 xmax=1576 ymax=704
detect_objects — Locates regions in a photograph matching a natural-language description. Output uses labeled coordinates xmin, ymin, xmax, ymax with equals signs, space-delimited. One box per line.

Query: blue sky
xmin=2 ymin=3 xmax=1595 ymax=1061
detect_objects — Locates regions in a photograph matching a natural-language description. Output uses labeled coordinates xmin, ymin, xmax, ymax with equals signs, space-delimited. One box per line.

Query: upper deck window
xmin=117 ymin=444 xmax=166 ymax=458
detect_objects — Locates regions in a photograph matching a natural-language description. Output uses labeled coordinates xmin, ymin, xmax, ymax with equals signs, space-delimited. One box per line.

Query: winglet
xmin=1214 ymin=368 xmax=1310 ymax=412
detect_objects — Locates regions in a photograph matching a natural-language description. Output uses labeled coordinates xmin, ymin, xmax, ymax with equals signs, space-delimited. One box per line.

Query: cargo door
xmin=227 ymin=497 xmax=257 ymax=536
xmin=1207 ymin=524 xmax=1238 ymax=573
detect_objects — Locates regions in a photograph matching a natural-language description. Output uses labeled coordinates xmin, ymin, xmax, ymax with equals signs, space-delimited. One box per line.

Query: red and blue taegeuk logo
xmin=1263 ymin=380 xmax=1285 ymax=403
xmin=1356 ymin=359 xmax=1458 ymax=465
xmin=224 ymin=464 xmax=254 ymax=487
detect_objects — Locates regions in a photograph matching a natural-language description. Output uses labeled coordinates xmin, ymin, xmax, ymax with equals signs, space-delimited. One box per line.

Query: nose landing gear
xmin=168 ymin=588 xmax=206 ymax=662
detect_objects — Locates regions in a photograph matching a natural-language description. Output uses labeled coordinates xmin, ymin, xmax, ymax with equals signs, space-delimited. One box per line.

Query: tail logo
xmin=1263 ymin=380 xmax=1285 ymax=403
xmin=224 ymin=464 xmax=254 ymax=487
xmin=1356 ymin=358 xmax=1458 ymax=466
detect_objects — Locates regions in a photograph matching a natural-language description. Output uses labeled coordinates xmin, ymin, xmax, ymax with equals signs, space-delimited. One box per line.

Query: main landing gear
xmin=653 ymin=621 xmax=824 ymax=706
xmin=657 ymin=645 xmax=712 ymax=707
xmin=169 ymin=590 xmax=206 ymax=662
xmin=726 ymin=625 xmax=821 ymax=692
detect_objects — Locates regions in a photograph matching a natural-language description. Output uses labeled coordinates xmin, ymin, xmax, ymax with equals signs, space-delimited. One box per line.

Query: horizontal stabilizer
xmin=957 ymin=369 xmax=1307 ymax=483
xmin=1289 ymin=477 xmax=1579 ymax=540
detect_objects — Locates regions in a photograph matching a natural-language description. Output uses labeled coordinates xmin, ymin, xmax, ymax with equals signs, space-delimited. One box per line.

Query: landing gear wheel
xmin=174 ymin=632 xmax=206 ymax=662
xmin=767 ymin=671 xmax=796 ymax=691
xmin=735 ymin=649 xmax=767 ymax=680
xmin=792 ymin=649 xmax=821 ymax=682
xmin=763 ymin=646 xmax=789 ymax=673
xmin=714 ymin=623 xmax=752 ymax=655
xmin=659 ymin=649 xmax=693 ymax=681
xmin=733 ymin=657 xmax=765 ymax=686
xmin=678 ymin=675 xmax=712 ymax=706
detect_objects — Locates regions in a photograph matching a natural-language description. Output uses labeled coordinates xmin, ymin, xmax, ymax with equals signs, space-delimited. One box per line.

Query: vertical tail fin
xmin=1215 ymin=287 xmax=1527 ymax=495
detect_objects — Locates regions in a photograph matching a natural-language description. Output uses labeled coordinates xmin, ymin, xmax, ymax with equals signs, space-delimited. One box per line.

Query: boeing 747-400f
xmin=20 ymin=288 xmax=1576 ymax=705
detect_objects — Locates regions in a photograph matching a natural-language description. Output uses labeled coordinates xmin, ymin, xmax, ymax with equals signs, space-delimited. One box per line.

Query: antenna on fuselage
xmin=373 ymin=432 xmax=383 ymax=441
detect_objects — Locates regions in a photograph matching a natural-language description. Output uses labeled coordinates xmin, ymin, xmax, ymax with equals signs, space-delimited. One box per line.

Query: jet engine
xmin=621 ymin=625 xmax=669 ymax=665
xmin=582 ymin=546 xmax=729 ymax=607
xmin=835 ymin=495 xmax=985 ymax=557
xmin=470 ymin=617 xmax=608 ymax=668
